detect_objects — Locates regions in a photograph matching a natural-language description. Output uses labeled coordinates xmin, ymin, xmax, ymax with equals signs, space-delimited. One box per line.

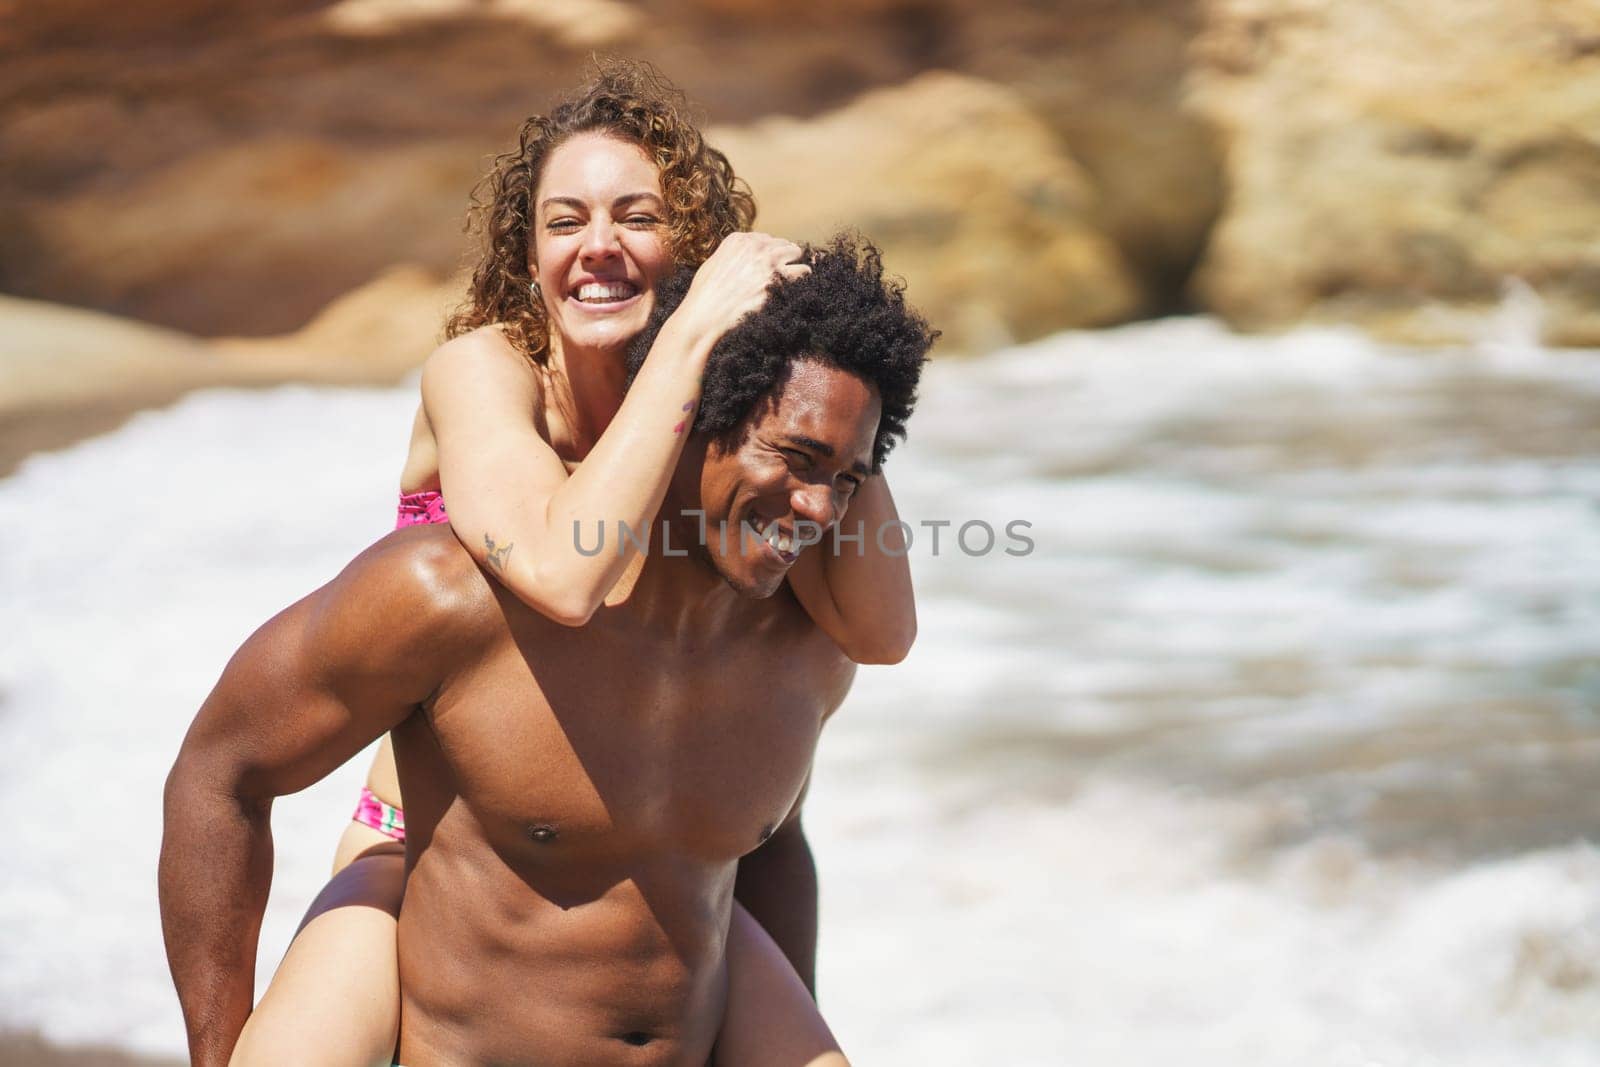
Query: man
xmin=160 ymin=235 xmax=934 ymax=1066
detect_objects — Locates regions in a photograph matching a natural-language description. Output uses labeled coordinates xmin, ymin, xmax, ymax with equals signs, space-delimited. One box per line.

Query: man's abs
xmin=395 ymin=836 xmax=732 ymax=1067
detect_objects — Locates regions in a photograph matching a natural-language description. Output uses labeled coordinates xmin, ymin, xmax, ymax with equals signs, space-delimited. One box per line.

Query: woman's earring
xmin=529 ymin=279 xmax=542 ymax=300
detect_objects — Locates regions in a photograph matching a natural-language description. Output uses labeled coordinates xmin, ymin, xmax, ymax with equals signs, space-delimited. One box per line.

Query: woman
xmin=232 ymin=60 xmax=913 ymax=1066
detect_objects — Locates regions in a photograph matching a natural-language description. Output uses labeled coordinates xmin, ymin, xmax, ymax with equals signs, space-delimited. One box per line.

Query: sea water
xmin=1 ymin=317 xmax=1596 ymax=1065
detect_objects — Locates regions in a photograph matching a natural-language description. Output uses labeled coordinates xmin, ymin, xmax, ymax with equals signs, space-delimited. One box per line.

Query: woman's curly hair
xmin=626 ymin=233 xmax=937 ymax=471
xmin=446 ymin=58 xmax=757 ymax=364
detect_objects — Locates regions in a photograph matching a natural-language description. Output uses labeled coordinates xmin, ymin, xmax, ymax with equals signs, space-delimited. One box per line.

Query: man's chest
xmin=425 ymin=621 xmax=842 ymax=864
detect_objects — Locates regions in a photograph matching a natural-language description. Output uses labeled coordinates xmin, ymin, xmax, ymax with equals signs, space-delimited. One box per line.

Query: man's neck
xmin=613 ymin=499 xmax=768 ymax=639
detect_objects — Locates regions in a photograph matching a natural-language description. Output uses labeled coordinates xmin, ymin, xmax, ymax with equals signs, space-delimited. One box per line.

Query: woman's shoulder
xmin=428 ymin=323 xmax=533 ymax=367
xmin=420 ymin=325 xmax=562 ymax=451
xmin=422 ymin=325 xmax=543 ymax=401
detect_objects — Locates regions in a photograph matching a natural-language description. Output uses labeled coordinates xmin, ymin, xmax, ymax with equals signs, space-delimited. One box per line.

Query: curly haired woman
xmin=227 ymin=60 xmax=914 ymax=1067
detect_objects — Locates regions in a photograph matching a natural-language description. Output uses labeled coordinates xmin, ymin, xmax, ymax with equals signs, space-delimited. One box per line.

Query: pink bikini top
xmin=395 ymin=490 xmax=449 ymax=529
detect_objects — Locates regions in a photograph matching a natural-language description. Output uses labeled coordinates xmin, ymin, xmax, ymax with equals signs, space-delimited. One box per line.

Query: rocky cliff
xmin=0 ymin=0 xmax=1214 ymax=356
xmin=1187 ymin=0 xmax=1600 ymax=345
xmin=2 ymin=0 xmax=1594 ymax=449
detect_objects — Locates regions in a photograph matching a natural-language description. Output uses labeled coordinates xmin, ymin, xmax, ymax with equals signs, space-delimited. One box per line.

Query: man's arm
xmin=785 ymin=473 xmax=917 ymax=664
xmin=158 ymin=532 xmax=486 ymax=1067
xmin=733 ymin=808 xmax=819 ymax=994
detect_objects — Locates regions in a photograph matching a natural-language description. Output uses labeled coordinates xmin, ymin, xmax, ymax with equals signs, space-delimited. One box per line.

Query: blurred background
xmin=2 ymin=1 xmax=1598 ymax=1064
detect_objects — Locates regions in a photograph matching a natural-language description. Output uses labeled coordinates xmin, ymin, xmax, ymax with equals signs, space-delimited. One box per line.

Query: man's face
xmin=688 ymin=359 xmax=881 ymax=599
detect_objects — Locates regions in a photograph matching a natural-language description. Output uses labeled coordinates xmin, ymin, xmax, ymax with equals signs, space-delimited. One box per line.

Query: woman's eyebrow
xmin=539 ymin=192 xmax=664 ymax=213
xmin=539 ymin=196 xmax=588 ymax=213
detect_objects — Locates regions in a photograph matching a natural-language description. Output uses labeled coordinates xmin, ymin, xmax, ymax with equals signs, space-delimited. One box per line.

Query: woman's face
xmin=530 ymin=132 xmax=674 ymax=357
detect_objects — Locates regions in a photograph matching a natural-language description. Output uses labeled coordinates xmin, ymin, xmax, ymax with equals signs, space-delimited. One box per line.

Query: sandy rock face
xmin=1 ymin=0 xmax=1204 ymax=352
xmin=715 ymin=73 xmax=1142 ymax=353
xmin=0 ymin=8 xmax=609 ymax=336
xmin=210 ymin=264 xmax=459 ymax=377
xmin=1189 ymin=0 xmax=1600 ymax=345
xmin=21 ymin=136 xmax=484 ymax=338
xmin=0 ymin=296 xmax=215 ymax=413
xmin=0 ymin=266 xmax=456 ymax=476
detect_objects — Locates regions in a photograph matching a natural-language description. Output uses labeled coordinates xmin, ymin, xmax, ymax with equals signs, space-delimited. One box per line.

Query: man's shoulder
xmin=756 ymin=593 xmax=859 ymax=714
xmin=335 ymin=525 xmax=503 ymax=649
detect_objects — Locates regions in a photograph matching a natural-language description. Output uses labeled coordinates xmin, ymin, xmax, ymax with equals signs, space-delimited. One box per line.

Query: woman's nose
xmin=581 ymin=217 xmax=621 ymax=259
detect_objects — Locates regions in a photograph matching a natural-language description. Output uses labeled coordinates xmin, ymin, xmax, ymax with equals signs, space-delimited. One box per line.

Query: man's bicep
xmin=179 ymin=609 xmax=400 ymax=806
xmin=180 ymin=544 xmax=460 ymax=803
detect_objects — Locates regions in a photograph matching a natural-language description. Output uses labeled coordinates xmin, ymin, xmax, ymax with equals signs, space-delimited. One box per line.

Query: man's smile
xmin=748 ymin=515 xmax=800 ymax=563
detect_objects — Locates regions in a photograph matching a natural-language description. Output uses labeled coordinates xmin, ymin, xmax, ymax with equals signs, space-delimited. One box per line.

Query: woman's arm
xmin=785 ymin=474 xmax=917 ymax=664
xmin=425 ymin=319 xmax=704 ymax=626
xmin=430 ymin=232 xmax=804 ymax=626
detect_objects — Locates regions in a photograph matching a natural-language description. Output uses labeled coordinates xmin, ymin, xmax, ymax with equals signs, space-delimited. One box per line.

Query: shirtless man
xmin=158 ymin=236 xmax=934 ymax=1066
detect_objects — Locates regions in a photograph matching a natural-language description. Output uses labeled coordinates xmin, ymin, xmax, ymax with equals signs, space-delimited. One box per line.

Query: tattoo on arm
xmin=484 ymin=533 xmax=514 ymax=572
xmin=674 ymin=400 xmax=694 ymax=436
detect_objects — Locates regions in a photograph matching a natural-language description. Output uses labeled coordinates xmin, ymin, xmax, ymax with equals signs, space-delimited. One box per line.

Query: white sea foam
xmin=2 ymin=318 xmax=1597 ymax=1063
xmin=807 ymin=778 xmax=1600 ymax=1067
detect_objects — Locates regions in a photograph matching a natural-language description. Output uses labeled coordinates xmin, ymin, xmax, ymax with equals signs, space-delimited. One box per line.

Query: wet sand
xmin=0 ymin=1031 xmax=183 ymax=1067
xmin=0 ymin=394 xmax=197 ymax=480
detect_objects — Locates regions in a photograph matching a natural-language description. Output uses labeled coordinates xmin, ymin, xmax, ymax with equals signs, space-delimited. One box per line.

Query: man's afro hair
xmin=625 ymin=232 xmax=936 ymax=470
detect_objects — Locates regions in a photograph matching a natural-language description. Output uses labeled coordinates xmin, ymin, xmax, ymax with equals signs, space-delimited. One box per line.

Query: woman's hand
xmin=668 ymin=231 xmax=809 ymax=346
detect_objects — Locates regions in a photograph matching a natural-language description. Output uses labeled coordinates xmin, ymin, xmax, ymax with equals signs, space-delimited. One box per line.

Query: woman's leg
xmin=231 ymin=740 xmax=409 ymax=1066
xmin=713 ymin=902 xmax=850 ymax=1067
xmin=230 ymin=845 xmax=405 ymax=1067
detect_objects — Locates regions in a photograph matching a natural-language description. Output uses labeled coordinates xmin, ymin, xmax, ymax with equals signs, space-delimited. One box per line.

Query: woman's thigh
xmin=333 ymin=735 xmax=404 ymax=876
xmin=713 ymin=902 xmax=849 ymax=1067
xmin=231 ymin=846 xmax=405 ymax=1067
